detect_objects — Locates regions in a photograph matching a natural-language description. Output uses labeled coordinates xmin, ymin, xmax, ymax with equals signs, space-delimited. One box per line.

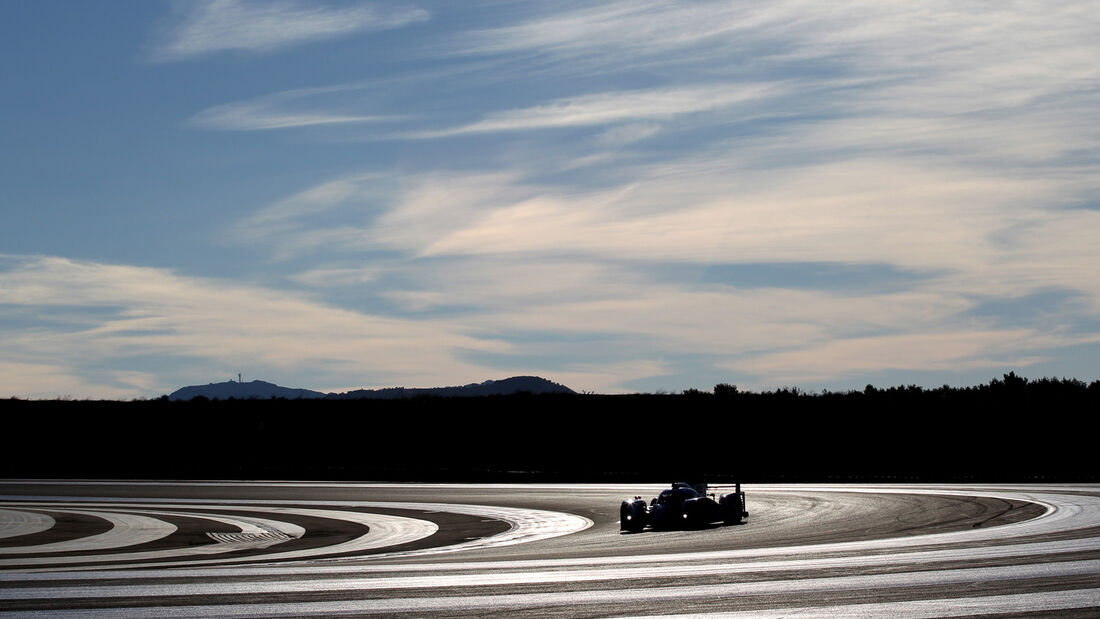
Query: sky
xmin=2 ymin=1 xmax=1099 ymax=399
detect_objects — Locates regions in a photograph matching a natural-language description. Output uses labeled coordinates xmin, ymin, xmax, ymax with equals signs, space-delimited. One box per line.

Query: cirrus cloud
xmin=150 ymin=0 xmax=428 ymax=62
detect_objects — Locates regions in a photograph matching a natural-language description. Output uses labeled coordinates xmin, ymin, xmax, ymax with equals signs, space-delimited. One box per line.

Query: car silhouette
xmin=620 ymin=482 xmax=747 ymax=532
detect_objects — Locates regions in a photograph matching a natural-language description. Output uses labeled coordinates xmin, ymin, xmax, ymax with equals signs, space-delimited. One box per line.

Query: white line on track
xmin=5 ymin=549 xmax=1100 ymax=600
xmin=0 ymin=504 xmax=437 ymax=568
xmin=4 ymin=534 xmax=1098 ymax=584
xmin=0 ymin=497 xmax=592 ymax=571
xmin=0 ymin=510 xmax=175 ymax=555
xmin=118 ymin=508 xmax=305 ymax=542
xmin=349 ymin=501 xmax=594 ymax=556
xmin=641 ymin=588 xmax=1100 ymax=619
xmin=0 ymin=509 xmax=54 ymax=540
xmin=5 ymin=562 xmax=1099 ymax=617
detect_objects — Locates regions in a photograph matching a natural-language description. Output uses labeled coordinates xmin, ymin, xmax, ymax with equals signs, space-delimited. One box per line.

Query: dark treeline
xmin=3 ymin=373 xmax=1096 ymax=482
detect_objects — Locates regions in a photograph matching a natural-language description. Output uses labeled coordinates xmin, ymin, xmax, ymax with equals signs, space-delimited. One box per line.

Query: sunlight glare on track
xmin=1 ymin=483 xmax=1098 ymax=617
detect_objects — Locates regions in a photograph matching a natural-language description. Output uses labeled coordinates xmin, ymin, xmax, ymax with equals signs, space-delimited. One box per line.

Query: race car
xmin=620 ymin=482 xmax=747 ymax=532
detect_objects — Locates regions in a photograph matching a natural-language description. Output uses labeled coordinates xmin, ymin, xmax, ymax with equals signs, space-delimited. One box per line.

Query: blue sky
xmin=2 ymin=1 xmax=1099 ymax=398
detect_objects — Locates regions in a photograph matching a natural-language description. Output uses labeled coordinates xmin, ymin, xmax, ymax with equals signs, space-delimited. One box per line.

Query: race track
xmin=1 ymin=481 xmax=1098 ymax=617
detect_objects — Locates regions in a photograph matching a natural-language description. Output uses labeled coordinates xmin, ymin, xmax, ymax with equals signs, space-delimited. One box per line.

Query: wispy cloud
xmin=457 ymin=1 xmax=780 ymax=66
xmin=288 ymin=266 xmax=382 ymax=288
xmin=189 ymin=99 xmax=393 ymax=131
xmin=408 ymin=83 xmax=783 ymax=138
xmin=594 ymin=123 xmax=661 ymax=147
xmin=151 ymin=0 xmax=428 ymax=62
xmin=417 ymin=158 xmax=1055 ymax=269
xmin=0 ymin=255 xmax=506 ymax=398
xmin=724 ymin=330 xmax=1097 ymax=387
xmin=233 ymin=171 xmax=538 ymax=260
xmin=461 ymin=1 xmax=1100 ymax=87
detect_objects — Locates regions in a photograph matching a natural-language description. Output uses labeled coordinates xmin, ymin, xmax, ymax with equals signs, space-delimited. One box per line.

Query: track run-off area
xmin=1 ymin=481 xmax=1098 ymax=617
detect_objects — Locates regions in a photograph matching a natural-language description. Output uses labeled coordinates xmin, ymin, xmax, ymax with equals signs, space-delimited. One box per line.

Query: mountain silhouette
xmin=327 ymin=376 xmax=575 ymax=399
xmin=167 ymin=380 xmax=325 ymax=401
xmin=168 ymin=376 xmax=574 ymax=401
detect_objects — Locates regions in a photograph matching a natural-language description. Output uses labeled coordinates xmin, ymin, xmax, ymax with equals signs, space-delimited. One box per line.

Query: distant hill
xmin=168 ymin=376 xmax=574 ymax=401
xmin=327 ymin=376 xmax=575 ymax=399
xmin=167 ymin=380 xmax=326 ymax=401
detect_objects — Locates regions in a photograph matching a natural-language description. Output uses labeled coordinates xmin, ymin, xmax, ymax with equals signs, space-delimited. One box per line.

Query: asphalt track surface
xmin=1 ymin=481 xmax=1099 ymax=617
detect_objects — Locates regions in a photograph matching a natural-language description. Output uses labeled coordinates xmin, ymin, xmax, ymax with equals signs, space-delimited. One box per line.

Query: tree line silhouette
xmin=3 ymin=373 xmax=1095 ymax=482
